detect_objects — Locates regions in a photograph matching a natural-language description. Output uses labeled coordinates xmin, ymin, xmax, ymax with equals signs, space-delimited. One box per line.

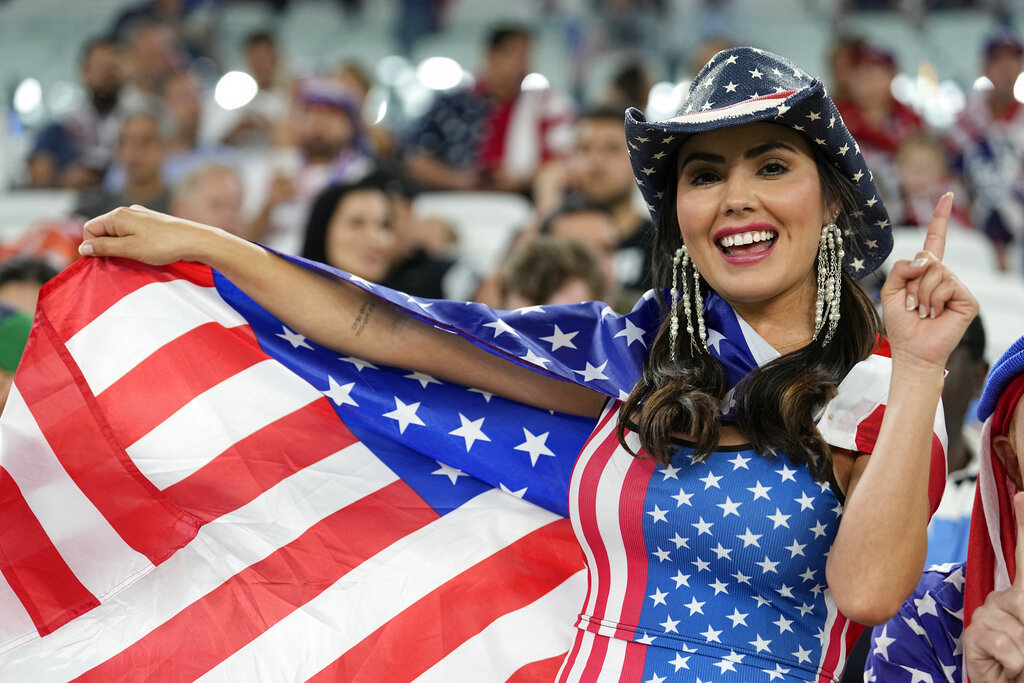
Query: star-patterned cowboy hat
xmin=625 ymin=46 xmax=892 ymax=276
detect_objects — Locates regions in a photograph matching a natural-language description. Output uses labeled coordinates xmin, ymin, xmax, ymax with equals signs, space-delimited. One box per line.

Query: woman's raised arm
xmin=79 ymin=205 xmax=607 ymax=418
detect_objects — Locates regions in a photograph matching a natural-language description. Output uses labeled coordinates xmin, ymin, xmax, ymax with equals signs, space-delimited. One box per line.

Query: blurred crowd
xmin=2 ymin=1 xmax=1024 ymax=415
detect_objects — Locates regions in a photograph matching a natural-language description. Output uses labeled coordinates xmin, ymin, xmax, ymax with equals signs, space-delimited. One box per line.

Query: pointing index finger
xmin=922 ymin=192 xmax=953 ymax=261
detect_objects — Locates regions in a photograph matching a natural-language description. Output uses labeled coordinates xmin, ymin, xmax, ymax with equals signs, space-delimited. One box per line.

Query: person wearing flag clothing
xmin=77 ymin=47 xmax=976 ymax=681
xmin=864 ymin=337 xmax=1024 ymax=683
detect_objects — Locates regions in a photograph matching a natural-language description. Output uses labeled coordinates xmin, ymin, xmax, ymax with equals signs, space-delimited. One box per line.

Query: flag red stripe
xmin=18 ymin=312 xmax=200 ymax=565
xmin=74 ymin=480 xmax=440 ymax=683
xmin=0 ymin=466 xmax=98 ymax=637
xmin=95 ymin=322 xmax=263 ymax=447
xmin=43 ymin=259 xmax=215 ymax=341
xmin=308 ymin=518 xmax=581 ymax=682
xmin=507 ymin=653 xmax=568 ymax=682
xmin=163 ymin=398 xmax=360 ymax=521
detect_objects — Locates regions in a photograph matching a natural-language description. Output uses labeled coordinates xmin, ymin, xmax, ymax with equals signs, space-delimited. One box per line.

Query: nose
xmin=720 ymin=173 xmax=759 ymax=216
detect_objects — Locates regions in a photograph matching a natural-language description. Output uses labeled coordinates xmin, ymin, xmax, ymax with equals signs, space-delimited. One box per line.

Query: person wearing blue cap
xmin=77 ymin=47 xmax=977 ymax=681
xmin=865 ymin=335 xmax=1024 ymax=682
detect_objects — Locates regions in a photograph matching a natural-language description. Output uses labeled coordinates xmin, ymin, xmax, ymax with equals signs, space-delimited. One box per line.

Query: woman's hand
xmin=879 ymin=192 xmax=979 ymax=372
xmin=964 ymin=492 xmax=1024 ymax=683
xmin=79 ymin=205 xmax=224 ymax=266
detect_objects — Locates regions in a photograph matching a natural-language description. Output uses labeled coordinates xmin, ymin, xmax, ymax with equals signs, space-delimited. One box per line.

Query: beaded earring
xmin=669 ymin=244 xmax=708 ymax=361
xmin=813 ymin=221 xmax=844 ymax=346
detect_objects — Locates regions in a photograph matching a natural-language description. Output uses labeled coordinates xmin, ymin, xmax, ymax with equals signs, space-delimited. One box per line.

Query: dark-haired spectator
xmin=499 ymin=236 xmax=606 ymax=309
xmin=834 ymin=42 xmax=924 ymax=202
xmin=251 ymin=79 xmax=376 ymax=254
xmin=74 ymin=110 xmax=171 ymax=219
xmin=602 ymin=59 xmax=655 ymax=112
xmin=539 ymin=197 xmax=620 ymax=303
xmin=534 ymin=107 xmax=653 ymax=299
xmin=0 ymin=257 xmax=59 ymax=315
xmin=300 ymin=178 xmax=394 ymax=284
xmin=118 ymin=19 xmax=187 ymax=112
xmin=170 ymin=163 xmax=245 ymax=237
xmin=25 ymin=36 xmax=127 ymax=189
xmin=403 ymin=24 xmax=573 ymax=193
xmin=946 ymin=28 xmax=1024 ymax=272
xmin=219 ymin=30 xmax=290 ymax=149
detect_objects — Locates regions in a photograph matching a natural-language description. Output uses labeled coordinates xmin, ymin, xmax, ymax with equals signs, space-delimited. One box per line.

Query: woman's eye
xmin=688 ymin=170 xmax=719 ymax=186
xmin=760 ymin=161 xmax=789 ymax=176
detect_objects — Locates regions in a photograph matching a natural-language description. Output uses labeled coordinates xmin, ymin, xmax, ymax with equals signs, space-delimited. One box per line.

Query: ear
xmin=993 ymin=434 xmax=1024 ymax=491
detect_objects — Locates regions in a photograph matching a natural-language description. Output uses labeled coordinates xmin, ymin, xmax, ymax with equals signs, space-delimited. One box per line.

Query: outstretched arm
xmin=826 ymin=193 xmax=979 ymax=625
xmin=79 ymin=206 xmax=607 ymax=418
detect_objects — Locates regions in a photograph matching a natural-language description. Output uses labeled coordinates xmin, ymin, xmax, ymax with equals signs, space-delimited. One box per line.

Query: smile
xmin=716 ymin=230 xmax=777 ymax=255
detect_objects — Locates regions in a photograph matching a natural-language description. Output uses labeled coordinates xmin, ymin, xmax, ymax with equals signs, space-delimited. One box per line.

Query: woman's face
xmin=325 ymin=189 xmax=395 ymax=282
xmin=674 ymin=122 xmax=832 ymax=315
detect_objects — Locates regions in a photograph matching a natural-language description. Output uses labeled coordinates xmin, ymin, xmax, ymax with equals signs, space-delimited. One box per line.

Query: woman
xmin=301 ymin=177 xmax=396 ymax=284
xmin=78 ymin=48 xmax=976 ymax=681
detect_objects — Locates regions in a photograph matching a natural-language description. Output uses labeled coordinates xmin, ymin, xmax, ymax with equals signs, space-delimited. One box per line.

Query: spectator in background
xmin=74 ymin=110 xmax=170 ymax=219
xmin=534 ymin=107 xmax=653 ymax=302
xmin=946 ymin=27 xmax=1024 ymax=272
xmin=402 ymin=23 xmax=573 ymax=193
xmin=499 ymin=236 xmax=606 ymax=308
xmin=826 ymin=34 xmax=867 ymax=104
xmin=834 ymin=42 xmax=924 ymax=203
xmin=118 ymin=18 xmax=186 ymax=111
xmin=538 ymin=197 xmax=620 ymax=305
xmin=219 ymin=30 xmax=290 ymax=149
xmin=0 ymin=257 xmax=59 ymax=315
xmin=300 ymin=177 xmax=394 ymax=284
xmin=892 ymin=134 xmax=970 ymax=229
xmin=26 ymin=36 xmax=127 ymax=189
xmin=602 ymin=58 xmax=656 ymax=112
xmin=250 ymin=79 xmax=376 ymax=254
xmin=170 ymin=162 xmax=246 ymax=237
xmin=159 ymin=71 xmax=239 ymax=185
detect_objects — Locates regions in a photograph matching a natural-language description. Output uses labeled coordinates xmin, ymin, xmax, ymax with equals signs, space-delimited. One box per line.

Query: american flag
xmin=0 ymin=254 xmax=661 ymax=681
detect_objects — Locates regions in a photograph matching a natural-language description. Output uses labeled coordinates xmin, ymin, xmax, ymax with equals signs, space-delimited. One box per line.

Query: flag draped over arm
xmin=0 ymin=255 xmax=662 ymax=682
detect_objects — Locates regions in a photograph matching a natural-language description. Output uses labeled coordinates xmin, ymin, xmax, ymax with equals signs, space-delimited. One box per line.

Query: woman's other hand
xmin=880 ymin=192 xmax=980 ymax=372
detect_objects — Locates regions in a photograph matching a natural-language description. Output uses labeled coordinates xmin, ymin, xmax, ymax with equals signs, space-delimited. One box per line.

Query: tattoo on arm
xmin=350 ymin=300 xmax=377 ymax=337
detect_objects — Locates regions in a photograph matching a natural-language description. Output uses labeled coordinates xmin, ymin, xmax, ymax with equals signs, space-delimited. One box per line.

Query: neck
xmin=124 ymin=177 xmax=164 ymax=202
xmin=728 ymin=289 xmax=817 ymax=355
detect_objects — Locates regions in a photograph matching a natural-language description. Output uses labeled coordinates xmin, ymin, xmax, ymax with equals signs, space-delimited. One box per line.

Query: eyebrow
xmin=678 ymin=141 xmax=801 ymax=170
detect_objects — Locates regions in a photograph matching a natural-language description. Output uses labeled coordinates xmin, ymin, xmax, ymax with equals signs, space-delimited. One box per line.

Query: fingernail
xmin=905 ymin=294 xmax=916 ymax=311
xmin=912 ymin=257 xmax=928 ymax=268
xmin=944 ymin=191 xmax=954 ymax=200
xmin=919 ymin=304 xmax=928 ymax=319
xmin=78 ymin=243 xmax=93 ymax=256
xmin=929 ymin=307 xmax=936 ymax=319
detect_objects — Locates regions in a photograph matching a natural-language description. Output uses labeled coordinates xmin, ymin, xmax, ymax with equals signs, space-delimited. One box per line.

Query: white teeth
xmin=718 ymin=230 xmax=775 ymax=249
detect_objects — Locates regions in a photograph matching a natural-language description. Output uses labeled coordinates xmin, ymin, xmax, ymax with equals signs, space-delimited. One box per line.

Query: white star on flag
xmin=701 ymin=625 xmax=723 ymax=643
xmin=322 ymin=376 xmax=358 ymax=407
xmin=899 ymin=666 xmax=935 ymax=683
xmin=914 ymin=592 xmax=939 ymax=617
xmin=737 ymin=528 xmax=762 ymax=547
xmin=670 ymin=652 xmax=690 ymax=671
xmin=540 ymin=324 xmax=578 ymax=350
xmin=340 ymin=355 xmax=378 ymax=372
xmin=448 ymin=413 xmax=491 ymax=451
xmin=514 ymin=428 xmax=554 ymax=466
xmin=614 ymin=318 xmax=647 ymax=347
xmin=383 ymin=397 xmax=425 ymax=433
xmin=729 ymin=453 xmax=751 ymax=469
xmin=277 ymin=326 xmax=313 ymax=349
xmin=748 ymin=481 xmax=771 ymax=500
xmin=647 ymin=505 xmax=669 ymax=523
xmin=726 ymin=609 xmax=748 ymax=627
xmin=483 ymin=319 xmax=519 ymax=338
xmin=706 ymin=328 xmax=726 ymax=352
xmin=431 ymin=460 xmax=467 ymax=485
xmin=767 ymin=508 xmax=791 ymax=528
xmin=660 ymin=615 xmax=680 ymax=633
xmin=670 ymin=533 xmax=689 ymax=549
xmin=498 ymin=483 xmax=527 ymax=498
xmin=649 ymin=588 xmax=668 ymax=606
xmin=467 ymin=387 xmax=493 ymax=402
xmin=717 ymin=497 xmax=741 ymax=516
xmin=672 ymin=489 xmax=694 ymax=507
xmin=793 ymin=644 xmax=812 ymax=663
xmin=519 ymin=349 xmax=551 ymax=367
xmin=404 ymin=371 xmax=442 ymax=388
xmin=764 ymin=663 xmax=792 ymax=681
xmin=773 ymin=615 xmax=794 ymax=633
xmin=574 ymin=360 xmax=609 ymax=383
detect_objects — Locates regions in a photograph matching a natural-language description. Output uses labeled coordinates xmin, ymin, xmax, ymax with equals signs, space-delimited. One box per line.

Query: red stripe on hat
xmin=0 ymin=465 xmax=98 ymax=637
xmin=308 ymin=519 xmax=581 ymax=682
xmin=42 ymin=258 xmax=215 ymax=341
xmin=163 ymin=398 xmax=359 ymax=521
xmin=96 ymin=322 xmax=263 ymax=447
xmin=73 ymin=479 xmax=439 ymax=683
xmin=18 ymin=308 xmax=200 ymax=566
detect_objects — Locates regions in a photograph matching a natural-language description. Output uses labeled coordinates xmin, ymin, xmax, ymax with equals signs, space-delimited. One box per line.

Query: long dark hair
xmin=300 ymin=175 xmax=392 ymax=266
xmin=617 ymin=145 xmax=882 ymax=481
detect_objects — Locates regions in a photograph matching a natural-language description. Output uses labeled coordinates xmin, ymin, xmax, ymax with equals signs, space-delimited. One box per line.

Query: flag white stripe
xmin=663 ymin=94 xmax=788 ymax=124
xmin=596 ymin=634 xmax=629 ymax=683
xmin=415 ymin=570 xmax=586 ymax=682
xmin=590 ymin=436 xmax=633 ymax=626
xmin=126 ymin=360 xmax=323 ymax=490
xmin=0 ymin=440 xmax=397 ymax=681
xmin=197 ymin=488 xmax=564 ymax=683
xmin=556 ymin=630 xmax=593 ymax=681
xmin=0 ymin=558 xmax=37 ymax=654
xmin=67 ymin=280 xmax=247 ymax=395
xmin=0 ymin=386 xmax=153 ymax=602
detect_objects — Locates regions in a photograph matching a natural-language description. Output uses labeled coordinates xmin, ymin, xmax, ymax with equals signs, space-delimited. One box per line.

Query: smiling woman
xmin=74 ymin=47 xmax=977 ymax=682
